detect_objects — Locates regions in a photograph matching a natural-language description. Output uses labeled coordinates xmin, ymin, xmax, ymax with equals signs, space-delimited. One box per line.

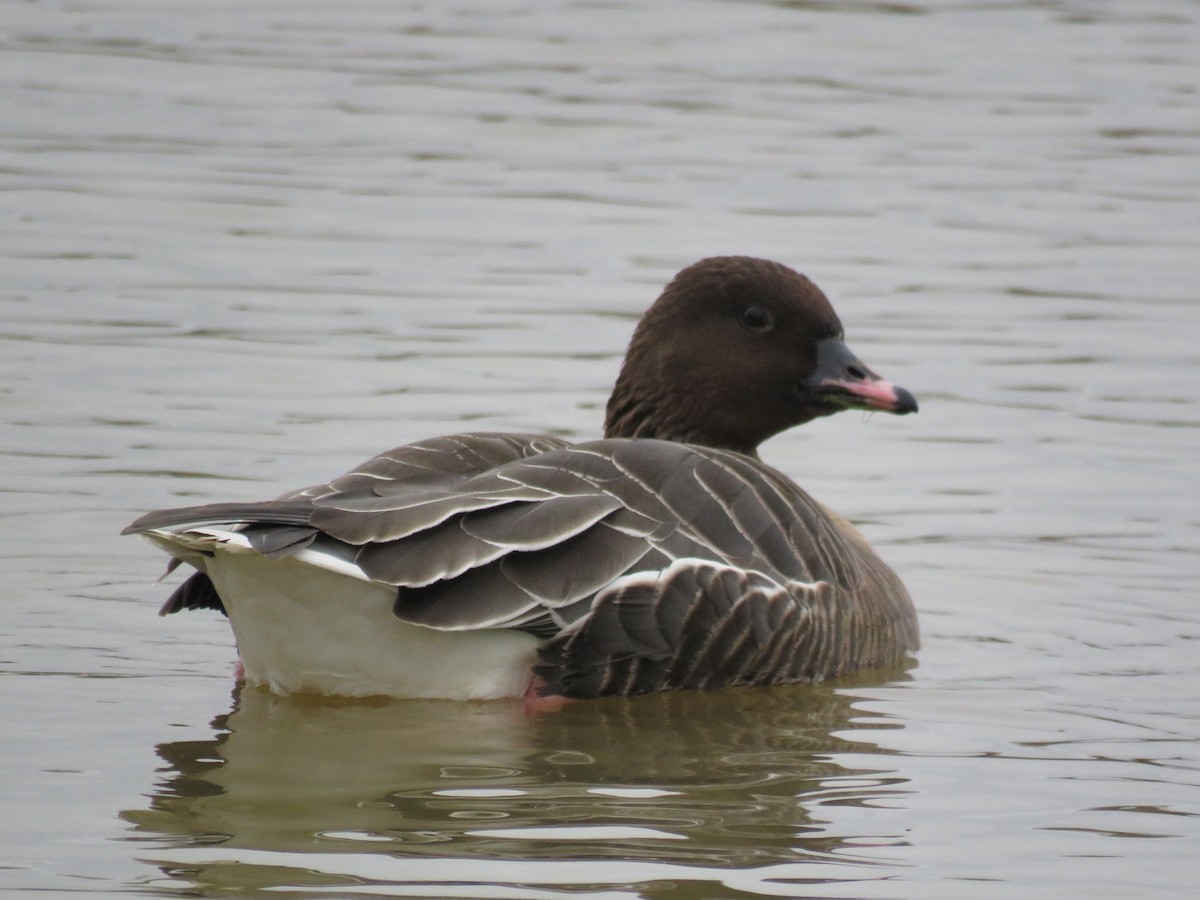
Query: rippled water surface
xmin=3 ymin=1 xmax=1199 ymax=897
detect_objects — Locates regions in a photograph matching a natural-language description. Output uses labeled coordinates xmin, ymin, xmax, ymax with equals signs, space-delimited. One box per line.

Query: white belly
xmin=203 ymin=551 xmax=539 ymax=700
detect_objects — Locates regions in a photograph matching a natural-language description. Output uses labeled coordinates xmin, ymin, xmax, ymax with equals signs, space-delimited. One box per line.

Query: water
xmin=3 ymin=0 xmax=1199 ymax=896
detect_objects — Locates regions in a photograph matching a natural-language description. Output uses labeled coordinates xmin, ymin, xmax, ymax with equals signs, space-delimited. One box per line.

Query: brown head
xmin=603 ymin=256 xmax=917 ymax=455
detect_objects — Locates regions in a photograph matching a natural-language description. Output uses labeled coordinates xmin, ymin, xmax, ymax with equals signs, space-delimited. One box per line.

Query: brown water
xmin=3 ymin=1 xmax=1199 ymax=897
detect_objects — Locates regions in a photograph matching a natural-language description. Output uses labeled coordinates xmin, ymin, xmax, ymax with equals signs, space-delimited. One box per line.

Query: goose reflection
xmin=123 ymin=668 xmax=913 ymax=894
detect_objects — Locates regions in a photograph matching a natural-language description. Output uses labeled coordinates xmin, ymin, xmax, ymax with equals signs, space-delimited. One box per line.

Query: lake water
xmin=3 ymin=1 xmax=1199 ymax=897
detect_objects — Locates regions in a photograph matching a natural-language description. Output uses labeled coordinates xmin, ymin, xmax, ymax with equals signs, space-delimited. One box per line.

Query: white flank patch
xmin=148 ymin=527 xmax=539 ymax=699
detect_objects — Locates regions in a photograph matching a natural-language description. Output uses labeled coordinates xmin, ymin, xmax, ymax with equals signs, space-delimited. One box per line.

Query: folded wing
xmin=125 ymin=432 xmax=915 ymax=695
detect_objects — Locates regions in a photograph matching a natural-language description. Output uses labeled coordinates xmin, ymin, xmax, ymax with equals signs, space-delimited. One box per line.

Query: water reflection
xmin=124 ymin=671 xmax=913 ymax=895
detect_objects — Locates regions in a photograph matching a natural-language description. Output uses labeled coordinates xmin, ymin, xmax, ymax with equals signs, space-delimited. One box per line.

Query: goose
xmin=124 ymin=256 xmax=919 ymax=701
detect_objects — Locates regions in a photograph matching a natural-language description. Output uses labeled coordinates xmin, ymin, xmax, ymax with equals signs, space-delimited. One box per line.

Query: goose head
xmin=604 ymin=256 xmax=917 ymax=455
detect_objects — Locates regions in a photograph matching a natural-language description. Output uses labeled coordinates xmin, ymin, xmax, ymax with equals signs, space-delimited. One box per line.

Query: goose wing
xmin=126 ymin=433 xmax=912 ymax=682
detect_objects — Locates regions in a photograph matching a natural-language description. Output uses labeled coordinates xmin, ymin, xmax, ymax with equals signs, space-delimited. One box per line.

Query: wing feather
xmin=392 ymin=561 xmax=537 ymax=630
xmin=535 ymin=559 xmax=840 ymax=697
xmin=461 ymin=493 xmax=622 ymax=549
xmin=499 ymin=517 xmax=651 ymax=605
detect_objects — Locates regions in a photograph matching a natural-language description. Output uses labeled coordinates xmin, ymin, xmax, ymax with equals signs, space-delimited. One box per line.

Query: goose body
xmin=125 ymin=257 xmax=919 ymax=700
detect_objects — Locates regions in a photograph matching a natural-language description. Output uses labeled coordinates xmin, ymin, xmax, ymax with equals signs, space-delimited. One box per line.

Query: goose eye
xmin=739 ymin=304 xmax=773 ymax=332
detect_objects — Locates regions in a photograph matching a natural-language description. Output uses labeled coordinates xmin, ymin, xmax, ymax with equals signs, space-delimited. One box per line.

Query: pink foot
xmin=233 ymin=657 xmax=246 ymax=682
xmin=522 ymin=674 xmax=571 ymax=715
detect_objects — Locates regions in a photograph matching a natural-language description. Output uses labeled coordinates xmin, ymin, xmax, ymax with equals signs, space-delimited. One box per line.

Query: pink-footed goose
xmin=124 ymin=257 xmax=919 ymax=701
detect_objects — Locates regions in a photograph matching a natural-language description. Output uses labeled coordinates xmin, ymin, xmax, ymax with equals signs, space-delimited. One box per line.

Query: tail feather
xmin=160 ymin=571 xmax=226 ymax=616
xmin=122 ymin=499 xmax=314 ymax=535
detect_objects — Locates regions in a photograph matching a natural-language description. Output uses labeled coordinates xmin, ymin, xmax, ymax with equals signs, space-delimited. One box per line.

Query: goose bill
xmin=805 ymin=338 xmax=918 ymax=415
